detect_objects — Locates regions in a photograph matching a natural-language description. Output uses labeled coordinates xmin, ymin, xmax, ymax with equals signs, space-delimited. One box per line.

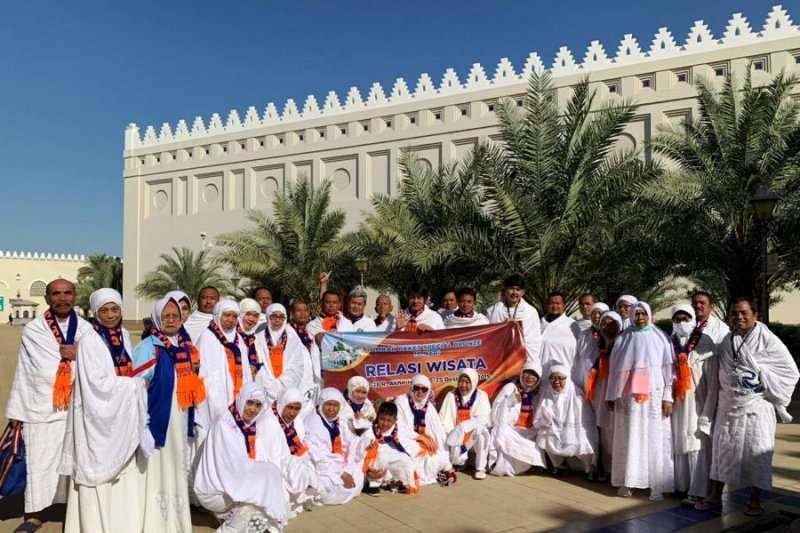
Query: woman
xmin=257 ymin=304 xmax=305 ymax=400
xmin=194 ymin=381 xmax=288 ymax=532
xmin=395 ymin=374 xmax=455 ymax=486
xmin=304 ymin=388 xmax=366 ymax=505
xmin=488 ymin=361 xmax=546 ymax=476
xmin=61 ymin=288 xmax=148 ymax=533
xmin=132 ymin=296 xmax=207 ymax=533
xmin=238 ymin=298 xmax=265 ymax=381
xmin=439 ymin=368 xmax=491 ymax=479
xmin=534 ymin=364 xmax=596 ymax=475
xmin=606 ymin=301 xmax=675 ymax=501
xmin=270 ymin=388 xmax=320 ymax=517
xmin=165 ymin=290 xmax=192 ymax=324
xmin=339 ymin=375 xmax=377 ymax=434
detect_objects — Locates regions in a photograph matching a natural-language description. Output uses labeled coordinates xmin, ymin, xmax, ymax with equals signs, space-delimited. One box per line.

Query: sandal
xmin=13 ymin=520 xmax=42 ymax=533
xmin=743 ymin=502 xmax=765 ymax=517
xmin=694 ymin=499 xmax=722 ymax=511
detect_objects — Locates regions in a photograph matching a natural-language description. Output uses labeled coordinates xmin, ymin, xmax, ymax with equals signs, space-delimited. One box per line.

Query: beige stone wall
xmin=0 ymin=252 xmax=87 ymax=321
xmin=121 ymin=7 xmax=800 ymax=320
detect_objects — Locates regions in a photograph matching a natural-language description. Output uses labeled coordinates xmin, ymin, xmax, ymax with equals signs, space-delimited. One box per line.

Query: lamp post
xmin=749 ymin=185 xmax=779 ymax=324
xmin=354 ymin=258 xmax=368 ymax=287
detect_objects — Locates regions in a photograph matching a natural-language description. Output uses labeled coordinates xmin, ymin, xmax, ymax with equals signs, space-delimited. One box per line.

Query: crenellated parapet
xmin=0 ymin=251 xmax=87 ymax=262
xmin=125 ymin=6 xmax=798 ymax=152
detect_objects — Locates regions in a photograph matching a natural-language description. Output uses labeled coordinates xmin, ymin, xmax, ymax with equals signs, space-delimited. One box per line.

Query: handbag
xmin=0 ymin=422 xmax=26 ymax=498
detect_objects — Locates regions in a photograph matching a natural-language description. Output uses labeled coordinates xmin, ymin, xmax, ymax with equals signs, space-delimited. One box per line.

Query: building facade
xmin=0 ymin=251 xmax=87 ymax=323
xmin=122 ymin=6 xmax=800 ymax=320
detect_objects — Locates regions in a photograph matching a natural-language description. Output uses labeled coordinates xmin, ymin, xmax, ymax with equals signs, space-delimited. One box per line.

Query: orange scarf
xmin=208 ymin=321 xmax=243 ymax=397
xmin=266 ymin=330 xmax=287 ymax=378
xmin=45 ymin=309 xmax=77 ymax=410
xmin=150 ymin=328 xmax=206 ymax=409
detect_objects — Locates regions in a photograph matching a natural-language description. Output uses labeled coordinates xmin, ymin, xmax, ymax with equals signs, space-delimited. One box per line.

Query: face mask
xmin=672 ymin=320 xmax=696 ymax=337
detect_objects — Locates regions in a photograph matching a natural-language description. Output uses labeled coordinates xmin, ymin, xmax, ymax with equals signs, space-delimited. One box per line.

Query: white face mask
xmin=672 ymin=320 xmax=696 ymax=338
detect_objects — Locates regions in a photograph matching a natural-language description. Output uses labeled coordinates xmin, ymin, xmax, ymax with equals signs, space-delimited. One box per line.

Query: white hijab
xmin=89 ymin=288 xmax=123 ymax=317
xmin=266 ymin=303 xmax=288 ymax=343
xmin=318 ymin=387 xmax=346 ymax=422
xmin=410 ymin=374 xmax=434 ymax=408
xmin=235 ymin=381 xmax=269 ymax=426
xmin=534 ymin=364 xmax=595 ymax=457
xmin=151 ymin=296 xmax=181 ymax=339
xmin=239 ymin=298 xmax=261 ymax=334
xmin=214 ymin=299 xmax=241 ymax=338
xmin=277 ymin=387 xmax=304 ymax=416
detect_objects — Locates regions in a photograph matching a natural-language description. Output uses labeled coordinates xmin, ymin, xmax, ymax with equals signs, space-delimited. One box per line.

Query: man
xmin=6 ymin=279 xmax=93 ymax=532
xmin=539 ymin=291 xmax=578 ymax=377
xmin=341 ymin=286 xmax=376 ymax=332
xmin=575 ymin=292 xmax=596 ymax=332
xmin=486 ymin=274 xmax=541 ymax=368
xmin=374 ymin=294 xmax=396 ymax=333
xmin=697 ymin=298 xmax=799 ymax=516
xmin=184 ymin=286 xmax=220 ymax=341
xmin=395 ymin=284 xmax=444 ymax=332
xmin=615 ymin=294 xmax=636 ymax=329
xmin=253 ymin=287 xmax=273 ymax=326
xmin=444 ymin=288 xmax=489 ymax=329
xmin=307 ymin=290 xmax=346 ymax=344
xmin=691 ymin=290 xmax=730 ymax=345
xmin=290 ymin=299 xmax=322 ymax=408
xmin=438 ymin=290 xmax=458 ymax=321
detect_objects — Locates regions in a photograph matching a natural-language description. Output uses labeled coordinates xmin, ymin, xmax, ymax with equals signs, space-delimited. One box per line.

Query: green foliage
xmin=136 ymin=246 xmax=232 ymax=301
xmin=217 ymin=180 xmax=358 ymax=307
xmin=76 ymin=254 xmax=123 ymax=314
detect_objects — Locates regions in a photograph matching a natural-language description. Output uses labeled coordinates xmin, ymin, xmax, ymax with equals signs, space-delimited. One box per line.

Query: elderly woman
xmin=194 ymin=382 xmax=288 ymax=533
xmin=257 ymin=303 xmax=305 ymax=400
xmin=534 ymin=364 xmax=596 ymax=476
xmin=304 ymin=388 xmax=367 ymax=505
xmin=270 ymin=388 xmax=320 ymax=517
xmin=439 ymin=369 xmax=491 ymax=480
xmin=131 ymin=296 xmax=206 ymax=533
xmin=488 ymin=361 xmax=546 ymax=476
xmin=395 ymin=375 xmax=456 ymax=486
xmin=238 ymin=298 xmax=265 ymax=381
xmin=61 ymin=289 xmax=148 ymax=533
xmin=606 ymin=301 xmax=675 ymax=501
xmin=339 ymin=375 xmax=377 ymax=434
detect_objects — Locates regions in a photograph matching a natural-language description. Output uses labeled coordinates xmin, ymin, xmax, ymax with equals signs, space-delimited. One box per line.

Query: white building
xmin=122 ymin=6 xmax=800 ymax=321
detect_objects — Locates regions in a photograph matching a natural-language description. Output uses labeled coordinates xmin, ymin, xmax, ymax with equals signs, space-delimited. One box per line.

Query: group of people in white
xmin=5 ymin=274 xmax=798 ymax=533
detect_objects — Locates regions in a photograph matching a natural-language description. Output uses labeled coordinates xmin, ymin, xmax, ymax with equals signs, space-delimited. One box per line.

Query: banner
xmin=321 ymin=322 xmax=525 ymax=402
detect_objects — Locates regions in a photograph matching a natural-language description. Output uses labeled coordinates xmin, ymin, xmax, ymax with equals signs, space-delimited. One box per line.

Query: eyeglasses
xmin=412 ymin=386 xmax=429 ymax=392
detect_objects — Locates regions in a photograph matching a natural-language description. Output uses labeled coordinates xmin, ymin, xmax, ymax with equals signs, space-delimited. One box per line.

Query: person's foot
xmin=694 ymin=498 xmax=722 ymax=511
xmin=598 ymin=471 xmax=609 ymax=482
xmin=681 ymin=495 xmax=699 ymax=506
xmin=586 ymin=468 xmax=597 ymax=482
xmin=649 ymin=492 xmax=664 ymax=502
xmin=437 ymin=469 xmax=457 ymax=486
xmin=364 ymin=485 xmax=381 ymax=495
xmin=617 ymin=486 xmax=632 ymax=497
xmin=743 ymin=501 xmax=764 ymax=517
xmin=473 ymin=470 xmax=486 ymax=480
xmin=13 ymin=519 xmax=42 ymax=533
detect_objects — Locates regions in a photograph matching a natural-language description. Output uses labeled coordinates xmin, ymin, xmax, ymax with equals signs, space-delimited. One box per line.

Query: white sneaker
xmin=617 ymin=487 xmax=632 ymax=497
xmin=474 ymin=470 xmax=487 ymax=480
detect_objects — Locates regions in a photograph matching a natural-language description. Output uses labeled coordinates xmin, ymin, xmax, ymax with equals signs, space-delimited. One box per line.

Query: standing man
xmin=444 ymin=288 xmax=489 ymax=329
xmin=184 ymin=286 xmax=220 ymax=341
xmin=697 ymin=297 xmax=799 ymax=516
xmin=395 ymin=284 xmax=444 ymax=332
xmin=539 ymin=291 xmax=578 ymax=377
xmin=486 ymin=275 xmax=541 ymax=368
xmin=374 ymin=294 xmax=396 ymax=333
xmin=308 ymin=290 xmax=346 ymax=344
xmin=6 ymin=279 xmax=93 ymax=532
xmin=253 ymin=287 xmax=273 ymax=327
xmin=438 ymin=290 xmax=458 ymax=321
xmin=290 ymin=299 xmax=322 ymax=408
xmin=691 ymin=290 xmax=729 ymax=345
xmin=341 ymin=286 xmax=376 ymax=332
xmin=575 ymin=292 xmax=596 ymax=332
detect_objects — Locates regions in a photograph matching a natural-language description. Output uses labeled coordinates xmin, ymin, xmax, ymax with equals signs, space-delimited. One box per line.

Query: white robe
xmin=486 ymin=300 xmax=542 ymax=368
xmin=340 ymin=315 xmax=377 ymax=332
xmin=395 ymin=394 xmax=452 ymax=485
xmin=572 ymin=328 xmax=614 ymax=467
xmin=194 ymin=410 xmax=289 ymax=531
xmin=444 ymin=312 xmax=490 ymax=329
xmin=266 ymin=410 xmax=320 ymax=516
xmin=304 ymin=412 xmax=367 ymax=505
xmin=6 ymin=313 xmax=92 ymax=513
xmin=184 ymin=310 xmax=213 ymax=342
xmin=399 ymin=307 xmax=445 ymax=331
xmin=670 ymin=331 xmax=718 ymax=497
xmin=195 ymin=328 xmax=254 ymax=439
xmin=711 ymin=322 xmax=799 ymax=490
xmin=374 ymin=315 xmax=396 ymax=333
xmin=292 ymin=330 xmax=321 ymax=409
xmin=702 ymin=314 xmax=731 ymax=344
xmin=539 ymin=314 xmax=578 ymax=378
xmin=488 ymin=382 xmax=545 ymax=476
xmin=440 ymin=389 xmax=492 ymax=472
xmin=254 ymin=327 xmax=305 ymax=401
xmin=534 ymin=380 xmax=596 ymax=471
xmin=60 ymin=328 xmax=148 ymax=533
xmin=359 ymin=424 xmax=419 ymax=491
xmin=340 ymin=398 xmax=377 ymax=434
xmin=307 ymin=314 xmax=348 ymax=338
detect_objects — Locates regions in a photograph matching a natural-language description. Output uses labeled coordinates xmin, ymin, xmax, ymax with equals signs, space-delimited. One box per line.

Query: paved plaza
xmin=0 ymin=324 xmax=798 ymax=533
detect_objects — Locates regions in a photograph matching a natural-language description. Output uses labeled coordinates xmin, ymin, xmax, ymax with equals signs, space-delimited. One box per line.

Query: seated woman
xmin=270 ymin=388 xmax=320 ymax=517
xmin=439 ymin=369 xmax=491 ymax=479
xmin=339 ymin=376 xmax=377 ymax=435
xmin=535 ymin=364 xmax=597 ymax=476
xmin=395 ymin=375 xmax=456 ymax=486
xmin=361 ymin=402 xmax=421 ymax=494
xmin=304 ymin=388 xmax=367 ymax=505
xmin=193 ymin=381 xmax=289 ymax=533
xmin=488 ymin=361 xmax=546 ymax=476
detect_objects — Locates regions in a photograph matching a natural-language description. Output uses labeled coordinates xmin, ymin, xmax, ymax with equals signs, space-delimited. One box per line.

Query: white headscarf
xmin=600 ymin=311 xmax=624 ymax=341
xmin=277 ymin=387 xmax=304 ymax=415
xmin=615 ymin=295 xmax=636 ymax=307
xmin=214 ymin=299 xmax=240 ymax=332
xmin=458 ymin=368 xmax=480 ymax=396
xmin=535 ymin=363 xmax=595 ymax=458
xmin=266 ymin=303 xmax=288 ymax=342
xmin=522 ymin=358 xmax=543 ymax=383
xmin=318 ymin=387 xmax=345 ymax=422
xmin=239 ymin=298 xmax=261 ymax=315
xmin=409 ymin=374 xmax=434 ymax=407
xmin=347 ymin=376 xmax=370 ymax=397
xmin=150 ymin=296 xmax=181 ymax=333
xmin=89 ymin=288 xmax=123 ymax=317
xmin=165 ymin=290 xmax=191 ymax=308
xmin=591 ymin=302 xmax=610 ymax=314
xmin=670 ymin=303 xmax=696 ymax=338
xmin=235 ymin=381 xmax=268 ymax=425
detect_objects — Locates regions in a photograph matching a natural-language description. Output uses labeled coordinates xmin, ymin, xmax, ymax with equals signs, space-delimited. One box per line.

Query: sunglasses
xmin=412 ymin=385 xmax=429 ymax=392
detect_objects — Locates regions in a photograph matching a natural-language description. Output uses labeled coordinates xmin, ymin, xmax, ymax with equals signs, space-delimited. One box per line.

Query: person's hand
xmin=319 ymin=272 xmax=332 ymax=285
xmin=314 ymin=332 xmax=326 ymax=345
xmin=662 ymin=401 xmax=673 ymax=418
xmin=367 ymin=468 xmax=387 ymax=481
xmin=60 ymin=344 xmax=77 ymax=361
xmin=395 ymin=313 xmax=409 ymax=330
xmin=416 ymin=323 xmax=433 ymax=333
xmin=341 ymin=472 xmax=355 ymax=489
xmin=418 ymin=433 xmax=437 ymax=452
xmin=606 ymin=401 xmax=615 ymax=411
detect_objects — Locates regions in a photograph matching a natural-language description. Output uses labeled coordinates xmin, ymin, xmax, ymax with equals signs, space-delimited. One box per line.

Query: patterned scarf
xmin=176 ymin=326 xmax=200 ymax=367
xmin=514 ymin=381 xmax=536 ymax=428
xmin=266 ymin=329 xmax=288 ymax=378
xmin=370 ymin=422 xmax=407 ymax=455
xmin=272 ymin=402 xmax=307 ymax=456
xmin=453 ymin=309 xmax=474 ymax=318
xmin=455 ymin=388 xmax=477 ymax=424
xmin=405 ymin=307 xmax=423 ymax=332
xmin=149 ymin=328 xmax=206 ymax=409
xmin=672 ymin=319 xmax=707 ymax=401
xmin=292 ymin=323 xmax=313 ymax=350
xmin=93 ymin=321 xmax=133 ymax=376
xmin=237 ymin=325 xmax=263 ymax=375
xmin=319 ymin=414 xmax=342 ymax=454
xmin=408 ymin=394 xmax=429 ymax=433
xmin=45 ymin=308 xmax=78 ymax=409
xmin=229 ymin=403 xmax=257 ymax=460
xmin=208 ymin=321 xmax=243 ymax=398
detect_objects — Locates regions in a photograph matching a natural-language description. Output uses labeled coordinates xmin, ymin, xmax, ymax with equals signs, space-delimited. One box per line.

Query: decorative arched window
xmin=22 ymin=310 xmax=29 ymax=319
xmin=29 ymin=280 xmax=47 ymax=297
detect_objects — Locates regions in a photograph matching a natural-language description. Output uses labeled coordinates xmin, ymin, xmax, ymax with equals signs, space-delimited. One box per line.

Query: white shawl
xmin=444 ymin=312 xmax=489 ymax=329
xmin=255 ymin=310 xmax=306 ymax=399
xmin=439 ymin=368 xmax=491 ymax=433
xmin=539 ymin=313 xmax=578 ymax=377
xmin=534 ymin=365 xmax=596 ymax=458
xmin=184 ymin=310 xmax=214 ymax=342
xmin=486 ymin=299 xmax=542 ymax=366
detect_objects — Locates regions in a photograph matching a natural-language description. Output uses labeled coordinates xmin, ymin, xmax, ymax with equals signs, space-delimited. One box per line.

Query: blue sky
xmin=0 ymin=0 xmax=784 ymax=256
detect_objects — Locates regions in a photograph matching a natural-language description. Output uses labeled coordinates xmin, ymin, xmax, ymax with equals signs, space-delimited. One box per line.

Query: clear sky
xmin=0 ymin=0 xmax=784 ymax=257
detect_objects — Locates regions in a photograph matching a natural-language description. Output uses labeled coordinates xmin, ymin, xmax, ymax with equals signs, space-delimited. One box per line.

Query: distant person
xmin=444 ymin=288 xmax=489 ymax=329
xmin=486 ymin=274 xmax=541 ymax=368
xmin=253 ymin=287 xmax=273 ymax=326
xmin=6 ymin=279 xmax=92 ymax=532
xmin=614 ymin=295 xmax=636 ymax=329
xmin=575 ymin=292 xmax=596 ymax=332
xmin=690 ymin=290 xmax=729 ymax=344
xmin=373 ymin=294 xmax=396 ymax=332
xmin=184 ymin=286 xmax=220 ymax=341
xmin=539 ymin=291 xmax=578 ymax=377
xmin=8 ymin=313 xmax=13 ymax=326
xmin=438 ymin=289 xmax=458 ymax=321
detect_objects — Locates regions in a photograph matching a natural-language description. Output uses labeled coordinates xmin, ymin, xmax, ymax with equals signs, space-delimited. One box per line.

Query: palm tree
xmin=216 ymin=180 xmax=358 ymax=306
xmin=135 ymin=246 xmax=232 ymax=301
xmin=76 ymin=254 xmax=124 ymax=314
xmin=648 ymin=69 xmax=800 ymax=312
